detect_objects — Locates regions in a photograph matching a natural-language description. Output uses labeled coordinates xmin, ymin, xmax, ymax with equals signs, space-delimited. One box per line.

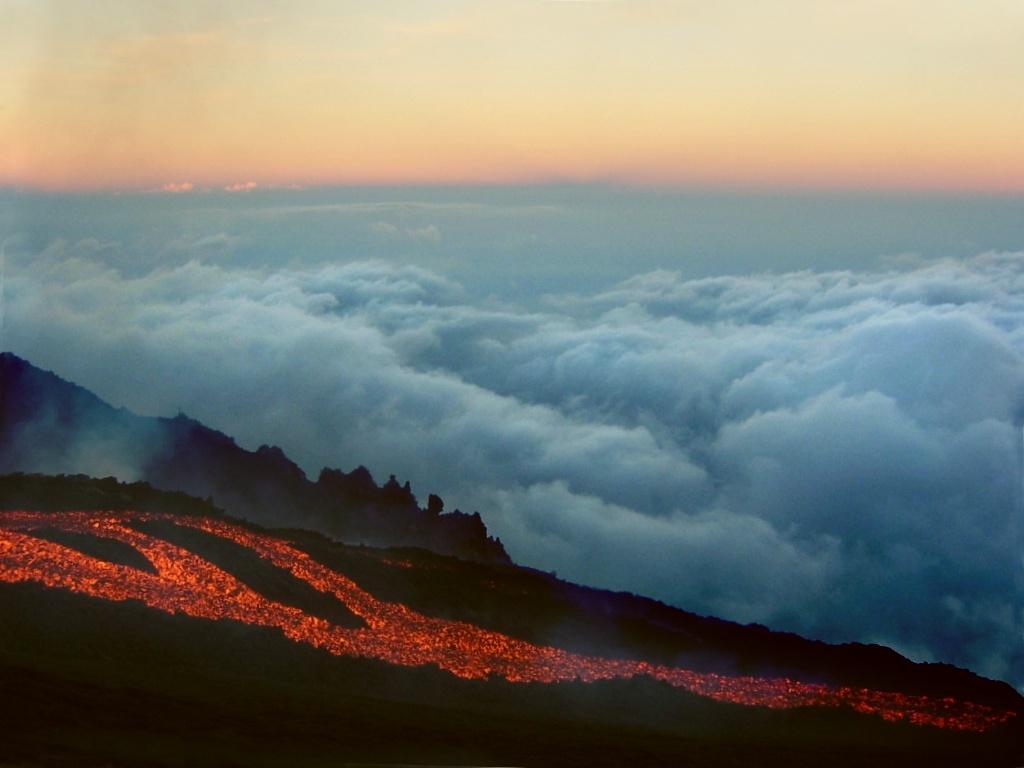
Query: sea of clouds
xmin=5 ymin=233 xmax=1024 ymax=689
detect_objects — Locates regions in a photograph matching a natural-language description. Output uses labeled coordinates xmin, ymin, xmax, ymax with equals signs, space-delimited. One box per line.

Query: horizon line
xmin=4 ymin=178 xmax=1024 ymax=199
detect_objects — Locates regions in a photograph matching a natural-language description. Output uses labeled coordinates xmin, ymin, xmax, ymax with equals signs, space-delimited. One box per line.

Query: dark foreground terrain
xmin=0 ymin=475 xmax=1022 ymax=767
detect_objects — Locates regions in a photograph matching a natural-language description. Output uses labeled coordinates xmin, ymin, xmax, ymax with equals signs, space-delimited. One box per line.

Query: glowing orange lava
xmin=0 ymin=510 xmax=1016 ymax=732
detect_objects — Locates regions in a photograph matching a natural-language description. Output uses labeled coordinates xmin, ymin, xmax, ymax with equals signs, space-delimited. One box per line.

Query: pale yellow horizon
xmin=3 ymin=0 xmax=1023 ymax=193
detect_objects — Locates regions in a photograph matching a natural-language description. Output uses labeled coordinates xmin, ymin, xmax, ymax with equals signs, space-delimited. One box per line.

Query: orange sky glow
xmin=3 ymin=1 xmax=1023 ymax=193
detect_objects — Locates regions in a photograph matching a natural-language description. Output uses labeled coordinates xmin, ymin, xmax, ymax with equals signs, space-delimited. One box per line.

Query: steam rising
xmin=4 ymin=235 xmax=1024 ymax=689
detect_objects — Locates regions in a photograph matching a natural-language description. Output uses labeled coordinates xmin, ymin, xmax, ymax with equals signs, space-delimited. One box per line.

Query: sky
xmin=3 ymin=0 xmax=1024 ymax=192
xmin=2 ymin=2 xmax=1024 ymax=691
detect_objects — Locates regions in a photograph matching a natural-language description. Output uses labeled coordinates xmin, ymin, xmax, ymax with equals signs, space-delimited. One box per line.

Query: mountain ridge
xmin=0 ymin=352 xmax=508 ymax=564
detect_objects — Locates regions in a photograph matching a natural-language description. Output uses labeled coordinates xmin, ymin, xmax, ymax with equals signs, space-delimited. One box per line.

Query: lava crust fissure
xmin=126 ymin=517 xmax=365 ymax=629
xmin=28 ymin=526 xmax=159 ymax=574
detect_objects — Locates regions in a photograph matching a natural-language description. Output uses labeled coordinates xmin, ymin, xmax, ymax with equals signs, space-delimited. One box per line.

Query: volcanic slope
xmin=0 ymin=352 xmax=507 ymax=563
xmin=0 ymin=476 xmax=1022 ymax=767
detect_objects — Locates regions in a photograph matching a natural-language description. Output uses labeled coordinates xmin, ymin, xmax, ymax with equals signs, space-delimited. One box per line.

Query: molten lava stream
xmin=0 ymin=509 xmax=1015 ymax=733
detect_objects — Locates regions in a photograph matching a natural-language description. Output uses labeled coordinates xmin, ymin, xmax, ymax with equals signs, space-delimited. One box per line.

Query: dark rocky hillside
xmin=0 ymin=353 xmax=507 ymax=563
xmin=1 ymin=472 xmax=1020 ymax=714
xmin=0 ymin=478 xmax=1021 ymax=766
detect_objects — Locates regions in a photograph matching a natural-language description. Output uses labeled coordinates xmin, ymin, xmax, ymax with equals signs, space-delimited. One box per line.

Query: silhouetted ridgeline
xmin=0 ymin=353 xmax=508 ymax=564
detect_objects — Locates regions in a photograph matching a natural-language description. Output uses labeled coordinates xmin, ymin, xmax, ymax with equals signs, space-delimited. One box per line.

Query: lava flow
xmin=0 ymin=510 xmax=1016 ymax=733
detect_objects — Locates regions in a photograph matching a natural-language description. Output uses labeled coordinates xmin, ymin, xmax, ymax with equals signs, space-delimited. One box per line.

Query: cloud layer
xmin=5 ymin=245 xmax=1024 ymax=688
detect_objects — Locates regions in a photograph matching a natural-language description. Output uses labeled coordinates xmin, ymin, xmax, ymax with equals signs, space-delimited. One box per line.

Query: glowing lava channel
xmin=0 ymin=510 xmax=1016 ymax=732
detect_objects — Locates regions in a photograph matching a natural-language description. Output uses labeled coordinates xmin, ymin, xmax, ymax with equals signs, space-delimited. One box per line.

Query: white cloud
xmin=158 ymin=181 xmax=194 ymax=193
xmin=5 ymin=247 xmax=1024 ymax=689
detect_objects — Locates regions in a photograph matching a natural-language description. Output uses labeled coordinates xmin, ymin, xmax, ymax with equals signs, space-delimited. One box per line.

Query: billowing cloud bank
xmin=6 ymin=247 xmax=1024 ymax=688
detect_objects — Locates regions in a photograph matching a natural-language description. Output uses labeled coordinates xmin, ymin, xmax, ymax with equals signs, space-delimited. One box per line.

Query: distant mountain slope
xmin=0 ymin=481 xmax=1021 ymax=767
xmin=0 ymin=353 xmax=508 ymax=563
